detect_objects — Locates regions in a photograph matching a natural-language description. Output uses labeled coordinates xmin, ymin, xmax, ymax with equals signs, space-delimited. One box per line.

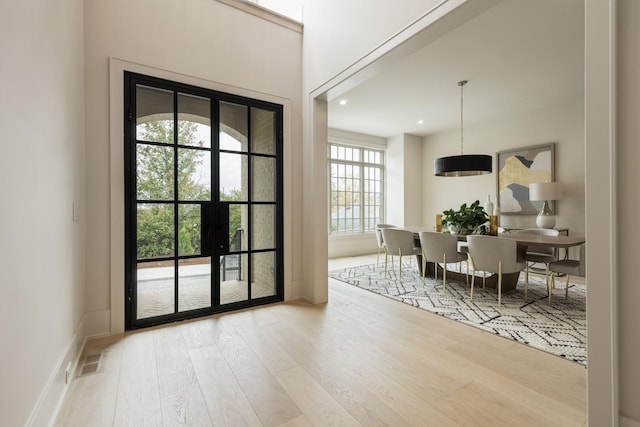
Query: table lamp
xmin=529 ymin=182 xmax=563 ymax=228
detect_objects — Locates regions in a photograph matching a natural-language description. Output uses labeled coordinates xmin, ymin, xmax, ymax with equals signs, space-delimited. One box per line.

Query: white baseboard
xmin=25 ymin=316 xmax=87 ymax=427
xmin=621 ymin=415 xmax=640 ymax=427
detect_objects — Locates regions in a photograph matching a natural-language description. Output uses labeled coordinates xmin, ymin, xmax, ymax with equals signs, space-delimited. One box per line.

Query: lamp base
xmin=536 ymin=200 xmax=555 ymax=229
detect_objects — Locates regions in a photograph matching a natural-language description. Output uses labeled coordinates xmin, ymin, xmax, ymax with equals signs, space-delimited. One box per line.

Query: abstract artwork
xmin=497 ymin=143 xmax=555 ymax=215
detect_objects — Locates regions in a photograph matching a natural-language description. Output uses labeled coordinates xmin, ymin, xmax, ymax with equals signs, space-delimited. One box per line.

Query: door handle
xmin=200 ymin=202 xmax=230 ymax=256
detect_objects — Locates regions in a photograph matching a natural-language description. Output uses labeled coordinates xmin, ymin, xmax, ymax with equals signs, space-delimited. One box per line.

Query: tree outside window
xmin=329 ymin=143 xmax=384 ymax=234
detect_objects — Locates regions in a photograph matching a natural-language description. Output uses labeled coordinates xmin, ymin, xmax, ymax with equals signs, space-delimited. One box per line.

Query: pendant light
xmin=434 ymin=80 xmax=492 ymax=176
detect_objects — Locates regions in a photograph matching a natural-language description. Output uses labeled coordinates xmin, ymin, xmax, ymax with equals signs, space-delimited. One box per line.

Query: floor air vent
xmin=78 ymin=352 xmax=105 ymax=377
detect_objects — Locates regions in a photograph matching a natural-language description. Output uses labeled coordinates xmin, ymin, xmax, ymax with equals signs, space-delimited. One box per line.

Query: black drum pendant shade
xmin=434 ymin=80 xmax=492 ymax=177
xmin=434 ymin=154 xmax=492 ymax=176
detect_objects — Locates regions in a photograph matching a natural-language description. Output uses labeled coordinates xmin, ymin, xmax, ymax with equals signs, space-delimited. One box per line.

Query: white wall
xmin=387 ymin=134 xmax=424 ymax=227
xmin=404 ymin=134 xmax=424 ymax=226
xmin=422 ymin=100 xmax=585 ymax=241
xmin=386 ymin=135 xmax=405 ymax=226
xmin=0 ymin=0 xmax=86 ymax=425
xmin=84 ymin=0 xmax=303 ymax=334
xmin=328 ymin=233 xmax=377 ymax=259
xmin=617 ymin=0 xmax=640 ymax=423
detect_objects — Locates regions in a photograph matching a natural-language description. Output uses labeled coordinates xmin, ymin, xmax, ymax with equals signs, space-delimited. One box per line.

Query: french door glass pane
xmin=137 ymin=203 xmax=174 ymax=260
xmin=136 ymin=260 xmax=174 ymax=319
xmin=178 ymin=257 xmax=211 ymax=312
xmin=178 ymin=148 xmax=211 ymax=201
xmin=252 ymin=251 xmax=276 ymax=298
xmin=178 ymin=204 xmax=201 ymax=257
xmin=136 ymin=85 xmax=174 ymax=144
xmin=251 ymin=156 xmax=275 ymax=202
xmin=219 ymin=102 xmax=248 ymax=152
xmin=220 ymin=253 xmax=248 ymax=305
xmin=228 ymin=204 xmax=248 ymax=251
xmin=252 ymin=205 xmax=275 ymax=250
xmin=219 ymin=152 xmax=248 ymax=201
xmin=251 ymin=108 xmax=275 ymax=155
xmin=136 ymin=144 xmax=175 ymax=201
xmin=178 ymin=93 xmax=211 ymax=148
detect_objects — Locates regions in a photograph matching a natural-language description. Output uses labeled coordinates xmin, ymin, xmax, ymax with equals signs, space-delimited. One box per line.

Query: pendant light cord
xmin=459 ymin=80 xmax=467 ymax=156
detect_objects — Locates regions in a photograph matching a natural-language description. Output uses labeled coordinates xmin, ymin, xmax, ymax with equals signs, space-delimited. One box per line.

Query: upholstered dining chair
xmin=418 ymin=231 xmax=468 ymax=292
xmin=514 ymin=228 xmax=560 ymax=299
xmin=380 ymin=228 xmax=419 ymax=279
xmin=375 ymin=223 xmax=395 ymax=269
xmin=545 ymin=243 xmax=586 ymax=304
xmin=466 ymin=235 xmax=526 ymax=307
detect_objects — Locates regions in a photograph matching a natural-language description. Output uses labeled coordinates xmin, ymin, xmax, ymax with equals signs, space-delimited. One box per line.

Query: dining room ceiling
xmin=327 ymin=0 xmax=584 ymax=139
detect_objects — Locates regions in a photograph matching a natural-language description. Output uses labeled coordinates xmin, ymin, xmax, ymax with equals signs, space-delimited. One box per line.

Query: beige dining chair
xmin=418 ymin=231 xmax=468 ymax=292
xmin=514 ymin=228 xmax=560 ymax=299
xmin=466 ymin=235 xmax=526 ymax=307
xmin=380 ymin=228 xmax=420 ymax=279
xmin=545 ymin=243 xmax=586 ymax=304
xmin=375 ymin=223 xmax=395 ymax=269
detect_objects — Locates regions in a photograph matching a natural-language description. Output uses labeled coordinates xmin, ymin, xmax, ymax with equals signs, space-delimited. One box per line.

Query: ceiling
xmin=327 ymin=0 xmax=584 ymax=139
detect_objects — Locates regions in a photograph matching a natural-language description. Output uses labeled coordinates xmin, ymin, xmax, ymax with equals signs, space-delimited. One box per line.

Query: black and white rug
xmin=329 ymin=261 xmax=587 ymax=365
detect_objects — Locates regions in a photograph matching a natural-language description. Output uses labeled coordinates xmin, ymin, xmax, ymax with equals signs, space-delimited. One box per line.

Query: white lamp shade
xmin=529 ymin=182 xmax=563 ymax=201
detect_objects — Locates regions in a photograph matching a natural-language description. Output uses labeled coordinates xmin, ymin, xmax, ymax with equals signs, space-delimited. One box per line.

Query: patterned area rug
xmin=329 ymin=261 xmax=587 ymax=365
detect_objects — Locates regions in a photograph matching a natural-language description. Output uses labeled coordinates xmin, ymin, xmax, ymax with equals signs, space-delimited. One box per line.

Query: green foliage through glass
xmin=137 ymin=120 xmax=212 ymax=259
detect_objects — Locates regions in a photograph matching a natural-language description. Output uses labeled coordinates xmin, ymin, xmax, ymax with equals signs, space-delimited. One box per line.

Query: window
xmin=329 ymin=143 xmax=384 ymax=234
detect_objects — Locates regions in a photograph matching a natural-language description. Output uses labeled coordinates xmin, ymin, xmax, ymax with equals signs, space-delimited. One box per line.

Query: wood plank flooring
xmin=55 ymin=254 xmax=586 ymax=426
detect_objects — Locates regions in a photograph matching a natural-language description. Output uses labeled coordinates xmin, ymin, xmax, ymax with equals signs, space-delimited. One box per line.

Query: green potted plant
xmin=441 ymin=200 xmax=490 ymax=235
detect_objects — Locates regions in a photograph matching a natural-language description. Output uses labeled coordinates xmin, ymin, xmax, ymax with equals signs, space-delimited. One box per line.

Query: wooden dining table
xmin=497 ymin=232 xmax=585 ymax=248
xmin=401 ymin=226 xmax=585 ymax=248
xmin=399 ymin=227 xmax=585 ymax=292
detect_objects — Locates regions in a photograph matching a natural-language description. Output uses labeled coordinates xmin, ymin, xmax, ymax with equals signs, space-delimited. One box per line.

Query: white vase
xmin=484 ymin=195 xmax=494 ymax=216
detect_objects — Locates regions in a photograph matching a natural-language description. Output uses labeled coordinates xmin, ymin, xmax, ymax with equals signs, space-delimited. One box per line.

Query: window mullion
xmin=359 ymin=163 xmax=365 ymax=233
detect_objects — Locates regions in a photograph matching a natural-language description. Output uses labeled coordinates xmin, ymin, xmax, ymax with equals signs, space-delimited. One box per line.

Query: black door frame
xmin=124 ymin=71 xmax=284 ymax=330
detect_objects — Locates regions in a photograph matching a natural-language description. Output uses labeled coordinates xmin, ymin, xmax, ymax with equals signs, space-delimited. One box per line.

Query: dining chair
xmin=466 ymin=235 xmax=526 ymax=307
xmin=545 ymin=243 xmax=585 ymax=304
xmin=380 ymin=228 xmax=420 ymax=279
xmin=375 ymin=223 xmax=395 ymax=269
xmin=418 ymin=231 xmax=468 ymax=292
xmin=514 ymin=228 xmax=560 ymax=300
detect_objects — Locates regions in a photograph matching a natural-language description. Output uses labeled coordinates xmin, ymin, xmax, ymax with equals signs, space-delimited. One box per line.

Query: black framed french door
xmin=124 ymin=72 xmax=283 ymax=330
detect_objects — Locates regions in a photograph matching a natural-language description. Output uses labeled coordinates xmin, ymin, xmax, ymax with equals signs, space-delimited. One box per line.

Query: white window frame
xmin=328 ymin=139 xmax=385 ymax=235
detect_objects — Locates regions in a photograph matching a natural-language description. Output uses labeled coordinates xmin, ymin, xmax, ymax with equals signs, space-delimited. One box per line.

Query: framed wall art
xmin=496 ymin=143 xmax=555 ymax=215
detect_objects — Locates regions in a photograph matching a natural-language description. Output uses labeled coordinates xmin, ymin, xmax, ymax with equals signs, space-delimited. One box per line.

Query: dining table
xmin=399 ymin=226 xmax=585 ymax=292
xmin=497 ymin=232 xmax=586 ymax=248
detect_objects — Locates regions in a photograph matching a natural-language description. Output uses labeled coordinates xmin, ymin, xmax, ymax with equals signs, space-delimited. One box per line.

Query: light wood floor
xmin=55 ymin=254 xmax=586 ymax=426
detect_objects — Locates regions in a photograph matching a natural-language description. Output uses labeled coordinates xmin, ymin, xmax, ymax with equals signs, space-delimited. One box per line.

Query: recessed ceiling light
xmin=418 ymin=120 xmax=424 ymax=124
xmin=339 ymin=99 xmax=347 ymax=106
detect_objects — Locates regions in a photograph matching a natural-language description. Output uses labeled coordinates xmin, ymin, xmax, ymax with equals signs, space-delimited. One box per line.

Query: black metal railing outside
xmin=220 ymin=228 xmax=243 ymax=281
